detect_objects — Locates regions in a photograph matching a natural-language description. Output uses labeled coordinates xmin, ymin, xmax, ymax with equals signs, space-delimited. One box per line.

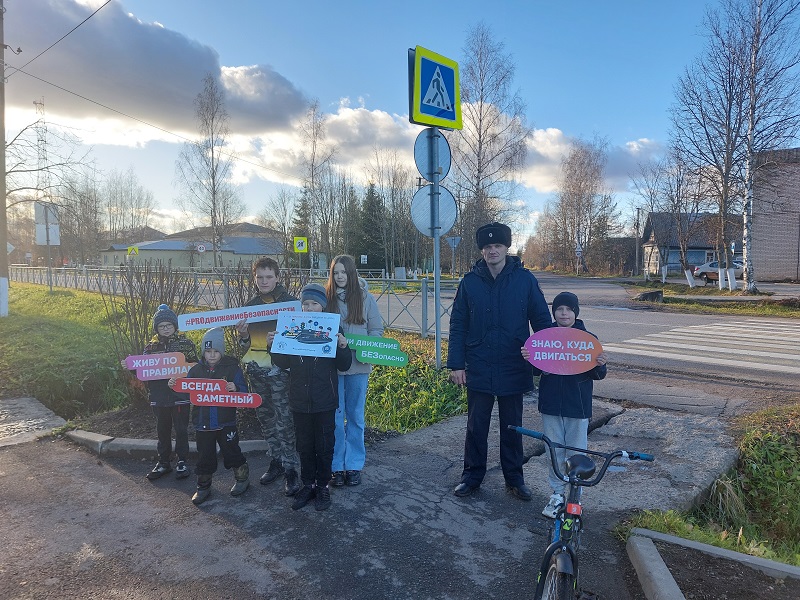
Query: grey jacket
xmin=334 ymin=277 xmax=384 ymax=375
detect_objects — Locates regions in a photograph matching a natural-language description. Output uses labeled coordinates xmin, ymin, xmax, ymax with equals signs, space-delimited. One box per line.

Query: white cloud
xmin=7 ymin=1 xmax=306 ymax=142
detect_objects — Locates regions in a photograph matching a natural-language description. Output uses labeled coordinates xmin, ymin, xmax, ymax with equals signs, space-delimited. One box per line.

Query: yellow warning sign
xmin=127 ymin=246 xmax=139 ymax=256
xmin=293 ymin=237 xmax=308 ymax=253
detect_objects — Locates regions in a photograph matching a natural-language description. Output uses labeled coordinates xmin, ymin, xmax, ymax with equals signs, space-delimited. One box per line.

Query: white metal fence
xmin=10 ymin=266 xmax=458 ymax=337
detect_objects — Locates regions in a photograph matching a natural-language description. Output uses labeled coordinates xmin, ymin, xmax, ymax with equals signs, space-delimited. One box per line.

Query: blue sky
xmin=7 ymin=0 xmax=713 ymax=235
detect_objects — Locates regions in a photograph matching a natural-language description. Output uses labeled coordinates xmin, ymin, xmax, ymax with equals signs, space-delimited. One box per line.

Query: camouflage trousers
xmin=246 ymin=363 xmax=299 ymax=471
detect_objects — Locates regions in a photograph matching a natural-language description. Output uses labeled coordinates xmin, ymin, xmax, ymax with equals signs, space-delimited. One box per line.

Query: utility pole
xmin=1 ymin=0 xmax=9 ymax=316
xmin=635 ymin=207 xmax=641 ymax=277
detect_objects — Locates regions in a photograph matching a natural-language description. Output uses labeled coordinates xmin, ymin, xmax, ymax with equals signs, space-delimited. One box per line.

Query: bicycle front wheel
xmin=540 ymin=559 xmax=576 ymax=600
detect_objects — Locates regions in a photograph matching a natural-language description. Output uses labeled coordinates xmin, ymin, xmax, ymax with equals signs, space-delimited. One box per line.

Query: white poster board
xmin=271 ymin=311 xmax=341 ymax=358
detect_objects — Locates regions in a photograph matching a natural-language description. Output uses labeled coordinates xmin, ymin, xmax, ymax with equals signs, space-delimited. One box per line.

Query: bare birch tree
xmin=731 ymin=0 xmax=800 ymax=292
xmin=105 ymin=167 xmax=156 ymax=243
xmin=671 ymin=6 xmax=749 ymax=290
xmin=257 ymin=187 xmax=296 ymax=256
xmin=298 ymin=100 xmax=336 ymax=267
xmin=450 ymin=23 xmax=530 ymax=267
xmin=175 ymin=74 xmax=243 ymax=267
xmin=551 ymin=138 xmax=618 ymax=274
xmin=366 ymin=147 xmax=416 ymax=272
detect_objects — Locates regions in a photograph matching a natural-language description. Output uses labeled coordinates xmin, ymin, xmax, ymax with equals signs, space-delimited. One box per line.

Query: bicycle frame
xmin=508 ymin=425 xmax=654 ymax=600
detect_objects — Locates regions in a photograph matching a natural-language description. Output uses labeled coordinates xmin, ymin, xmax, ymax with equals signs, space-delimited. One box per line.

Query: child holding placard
xmin=138 ymin=304 xmax=198 ymax=481
xmin=170 ymin=327 xmax=249 ymax=505
xmin=521 ymin=292 xmax=607 ymax=518
xmin=268 ymin=284 xmax=352 ymax=511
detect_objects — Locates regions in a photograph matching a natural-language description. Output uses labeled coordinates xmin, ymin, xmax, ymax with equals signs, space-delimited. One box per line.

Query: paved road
xmin=1 ymin=393 xmax=734 ymax=600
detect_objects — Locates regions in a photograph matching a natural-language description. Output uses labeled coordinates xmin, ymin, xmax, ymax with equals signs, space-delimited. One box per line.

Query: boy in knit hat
xmin=521 ymin=291 xmax=608 ymax=518
xmin=268 ymin=283 xmax=352 ymax=511
xmin=170 ymin=327 xmax=250 ymax=505
xmin=135 ymin=304 xmax=198 ymax=481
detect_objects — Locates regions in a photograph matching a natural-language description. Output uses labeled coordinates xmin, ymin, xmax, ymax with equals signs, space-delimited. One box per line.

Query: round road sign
xmin=410 ymin=184 xmax=458 ymax=238
xmin=413 ymin=128 xmax=451 ymax=182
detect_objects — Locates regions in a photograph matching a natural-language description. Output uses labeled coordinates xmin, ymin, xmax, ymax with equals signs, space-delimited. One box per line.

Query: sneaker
xmin=146 ymin=462 xmax=172 ymax=480
xmin=345 ymin=470 xmax=361 ymax=486
xmin=314 ymin=485 xmax=332 ymax=511
xmin=330 ymin=471 xmax=346 ymax=487
xmin=175 ymin=461 xmax=190 ymax=479
xmin=291 ymin=485 xmax=316 ymax=510
xmin=260 ymin=459 xmax=285 ymax=485
xmin=542 ymin=493 xmax=565 ymax=518
xmin=284 ymin=469 xmax=301 ymax=496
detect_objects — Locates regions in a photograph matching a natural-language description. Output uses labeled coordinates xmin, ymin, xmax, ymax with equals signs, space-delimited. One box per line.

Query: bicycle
xmin=508 ymin=425 xmax=655 ymax=600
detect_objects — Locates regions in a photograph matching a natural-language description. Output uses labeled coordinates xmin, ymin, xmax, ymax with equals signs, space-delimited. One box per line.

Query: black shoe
xmin=331 ymin=471 xmax=345 ymax=487
xmin=506 ymin=483 xmax=532 ymax=501
xmin=146 ymin=462 xmax=172 ymax=480
xmin=291 ymin=485 xmax=316 ymax=510
xmin=260 ymin=459 xmax=284 ymax=485
xmin=314 ymin=485 xmax=332 ymax=511
xmin=175 ymin=460 xmax=190 ymax=480
xmin=344 ymin=470 xmax=361 ymax=486
xmin=453 ymin=482 xmax=480 ymax=497
xmin=284 ymin=469 xmax=301 ymax=496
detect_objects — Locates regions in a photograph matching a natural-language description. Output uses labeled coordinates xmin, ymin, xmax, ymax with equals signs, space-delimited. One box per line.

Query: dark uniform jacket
xmin=447 ymin=255 xmax=552 ymax=396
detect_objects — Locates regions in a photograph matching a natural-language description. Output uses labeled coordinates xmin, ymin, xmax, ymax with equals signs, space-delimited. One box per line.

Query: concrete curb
xmin=66 ymin=430 xmax=268 ymax=459
xmin=626 ymin=535 xmax=686 ymax=600
xmin=631 ymin=528 xmax=800 ymax=581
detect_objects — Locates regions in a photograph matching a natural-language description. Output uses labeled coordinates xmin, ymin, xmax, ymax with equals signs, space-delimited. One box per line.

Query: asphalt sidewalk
xmin=2 ymin=381 xmax=798 ymax=599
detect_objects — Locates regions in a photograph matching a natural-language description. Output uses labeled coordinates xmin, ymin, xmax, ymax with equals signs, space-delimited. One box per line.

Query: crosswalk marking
xmin=603 ymin=319 xmax=800 ymax=374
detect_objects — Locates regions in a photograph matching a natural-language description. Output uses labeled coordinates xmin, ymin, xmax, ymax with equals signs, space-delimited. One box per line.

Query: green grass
xmin=625 ymin=280 xmax=800 ymax=318
xmin=621 ymin=403 xmax=800 ymax=567
xmin=0 ymin=284 xmax=466 ymax=431
xmin=365 ymin=330 xmax=466 ymax=432
xmin=0 ymin=284 xmax=131 ymax=418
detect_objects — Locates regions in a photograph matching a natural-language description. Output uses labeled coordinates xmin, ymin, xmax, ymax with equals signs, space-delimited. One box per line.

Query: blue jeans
xmin=332 ymin=373 xmax=368 ymax=471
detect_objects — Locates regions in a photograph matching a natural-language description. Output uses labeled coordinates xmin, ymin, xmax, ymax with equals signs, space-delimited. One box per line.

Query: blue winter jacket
xmin=447 ymin=255 xmax=552 ymax=395
xmin=184 ymin=355 xmax=248 ymax=431
xmin=536 ymin=319 xmax=607 ymax=419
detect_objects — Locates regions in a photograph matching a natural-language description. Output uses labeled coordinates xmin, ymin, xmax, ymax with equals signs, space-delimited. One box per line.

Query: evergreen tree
xmin=356 ymin=183 xmax=386 ymax=271
xmin=291 ymin=188 xmax=313 ymax=269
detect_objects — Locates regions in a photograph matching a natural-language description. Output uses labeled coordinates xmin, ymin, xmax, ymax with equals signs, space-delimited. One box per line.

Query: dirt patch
xmin=656 ymin=541 xmax=800 ymax=600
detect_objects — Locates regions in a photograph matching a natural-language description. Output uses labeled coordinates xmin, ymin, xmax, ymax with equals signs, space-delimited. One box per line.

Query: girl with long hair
xmin=325 ymin=255 xmax=383 ymax=487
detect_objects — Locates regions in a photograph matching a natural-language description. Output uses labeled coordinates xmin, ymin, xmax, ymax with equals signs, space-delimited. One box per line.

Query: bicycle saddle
xmin=566 ymin=454 xmax=596 ymax=480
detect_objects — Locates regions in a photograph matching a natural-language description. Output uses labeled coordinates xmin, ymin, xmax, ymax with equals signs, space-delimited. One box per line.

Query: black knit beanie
xmin=551 ymin=291 xmax=580 ymax=318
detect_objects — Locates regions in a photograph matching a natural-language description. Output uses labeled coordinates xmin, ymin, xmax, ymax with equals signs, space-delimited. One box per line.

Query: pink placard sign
xmin=124 ymin=352 xmax=196 ymax=381
xmin=524 ymin=327 xmax=603 ymax=375
xmin=171 ymin=377 xmax=262 ymax=408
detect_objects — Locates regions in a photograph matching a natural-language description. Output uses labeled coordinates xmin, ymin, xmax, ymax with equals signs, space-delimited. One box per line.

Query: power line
xmin=7 ymin=64 xmax=303 ymax=183
xmin=7 ymin=0 xmax=112 ymax=80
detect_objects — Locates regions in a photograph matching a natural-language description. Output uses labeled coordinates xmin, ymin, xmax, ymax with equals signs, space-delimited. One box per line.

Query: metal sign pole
xmin=428 ymin=127 xmax=442 ymax=369
xmin=45 ymin=204 xmax=53 ymax=293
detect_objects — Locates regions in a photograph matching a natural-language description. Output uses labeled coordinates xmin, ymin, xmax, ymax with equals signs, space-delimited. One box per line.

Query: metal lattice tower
xmin=33 ymin=98 xmax=49 ymax=201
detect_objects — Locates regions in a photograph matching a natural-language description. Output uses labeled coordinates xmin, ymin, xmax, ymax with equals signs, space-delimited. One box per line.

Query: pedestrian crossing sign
xmin=293 ymin=237 xmax=308 ymax=253
xmin=409 ymin=45 xmax=462 ymax=130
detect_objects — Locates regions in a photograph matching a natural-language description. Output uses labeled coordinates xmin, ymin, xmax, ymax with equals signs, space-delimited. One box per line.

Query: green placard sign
xmin=345 ymin=334 xmax=409 ymax=367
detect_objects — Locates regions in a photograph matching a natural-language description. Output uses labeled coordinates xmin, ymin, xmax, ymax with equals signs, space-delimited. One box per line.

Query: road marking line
xmin=603 ymin=346 xmax=800 ymax=374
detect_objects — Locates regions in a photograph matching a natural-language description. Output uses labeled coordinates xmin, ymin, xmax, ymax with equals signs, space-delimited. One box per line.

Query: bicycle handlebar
xmin=508 ymin=425 xmax=654 ymax=488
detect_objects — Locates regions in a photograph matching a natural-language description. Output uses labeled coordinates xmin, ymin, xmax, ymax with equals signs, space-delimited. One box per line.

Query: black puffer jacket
xmin=536 ymin=320 xmax=607 ymax=419
xmin=271 ymin=340 xmax=352 ymax=413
